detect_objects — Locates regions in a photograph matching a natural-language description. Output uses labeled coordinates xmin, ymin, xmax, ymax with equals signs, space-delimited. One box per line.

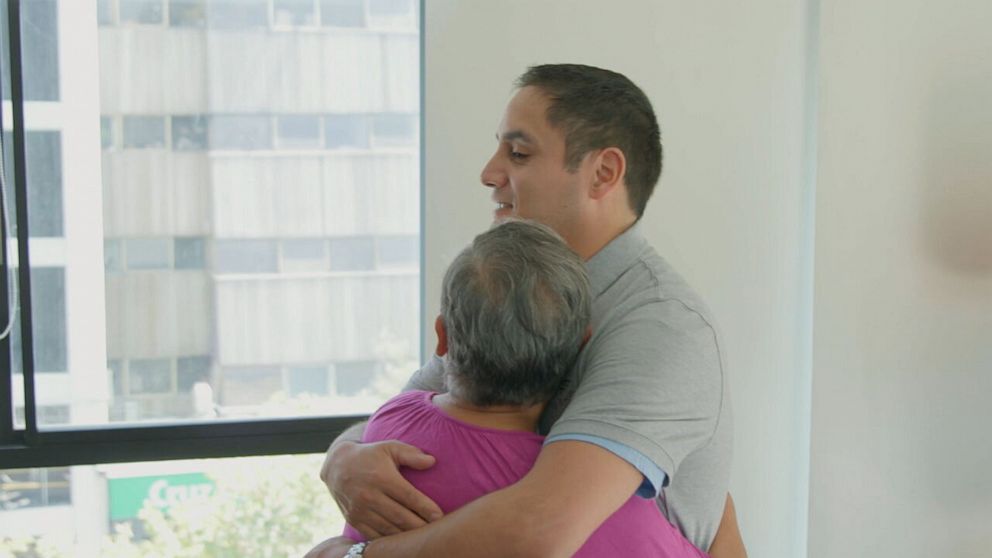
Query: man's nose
xmin=480 ymin=154 xmax=505 ymax=189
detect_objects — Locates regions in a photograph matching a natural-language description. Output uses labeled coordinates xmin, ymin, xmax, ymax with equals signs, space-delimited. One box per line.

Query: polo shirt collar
xmin=585 ymin=221 xmax=646 ymax=297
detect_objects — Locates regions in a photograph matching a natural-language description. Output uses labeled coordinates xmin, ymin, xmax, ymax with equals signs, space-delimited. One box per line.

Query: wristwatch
xmin=342 ymin=542 xmax=368 ymax=557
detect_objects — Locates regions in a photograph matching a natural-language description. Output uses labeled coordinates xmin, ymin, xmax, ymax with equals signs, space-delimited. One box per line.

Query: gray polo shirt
xmin=406 ymin=223 xmax=732 ymax=551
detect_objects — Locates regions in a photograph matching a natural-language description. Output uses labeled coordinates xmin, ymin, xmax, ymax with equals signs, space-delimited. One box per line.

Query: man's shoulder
xmin=601 ymin=244 xmax=719 ymax=337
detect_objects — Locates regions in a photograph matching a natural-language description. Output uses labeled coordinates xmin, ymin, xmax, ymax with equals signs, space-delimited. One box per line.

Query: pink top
xmin=343 ymin=390 xmax=709 ymax=557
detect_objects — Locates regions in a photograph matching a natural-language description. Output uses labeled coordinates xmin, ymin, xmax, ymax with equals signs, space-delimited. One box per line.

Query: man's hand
xmin=321 ymin=439 xmax=443 ymax=538
xmin=304 ymin=535 xmax=356 ymax=558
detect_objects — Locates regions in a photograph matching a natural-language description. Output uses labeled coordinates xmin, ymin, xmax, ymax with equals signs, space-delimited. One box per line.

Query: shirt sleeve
xmin=403 ymin=354 xmax=446 ymax=393
xmin=546 ymin=299 xmax=724 ymax=484
xmin=544 ymin=433 xmax=668 ymax=498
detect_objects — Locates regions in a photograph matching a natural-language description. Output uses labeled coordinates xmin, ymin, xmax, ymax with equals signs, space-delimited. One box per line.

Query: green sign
xmin=108 ymin=473 xmax=214 ymax=521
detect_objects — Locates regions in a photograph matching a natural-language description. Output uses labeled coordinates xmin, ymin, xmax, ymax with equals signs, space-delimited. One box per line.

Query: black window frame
xmin=0 ymin=0 xmax=425 ymax=469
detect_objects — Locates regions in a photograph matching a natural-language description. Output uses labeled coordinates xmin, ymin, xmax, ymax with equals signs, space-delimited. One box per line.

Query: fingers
xmin=388 ymin=442 xmax=437 ymax=471
xmin=352 ymin=500 xmax=425 ymax=539
xmin=384 ymin=478 xmax=444 ymax=523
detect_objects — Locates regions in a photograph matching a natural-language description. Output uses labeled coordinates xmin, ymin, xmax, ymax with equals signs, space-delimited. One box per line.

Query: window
xmin=122 ymin=116 xmax=166 ymax=149
xmin=1 ymin=2 xmax=421 ymax=553
xmin=171 ymin=115 xmax=208 ymax=151
xmin=276 ymin=115 xmax=322 ymax=149
xmin=119 ymin=0 xmax=164 ymax=25
xmin=169 ymin=0 xmax=207 ymax=28
xmin=372 ymin=113 xmax=417 ymax=147
xmin=214 ymin=239 xmax=279 ymax=273
xmin=321 ymin=0 xmax=366 ymax=28
xmin=329 ymin=236 xmax=375 ymax=271
xmin=209 ymin=115 xmax=272 ymax=150
xmin=325 ymin=114 xmax=369 ymax=148
xmin=207 ymin=0 xmax=269 ymax=29
xmin=174 ymin=237 xmax=206 ymax=270
xmin=274 ymin=0 xmax=319 ymax=26
xmin=129 ymin=359 xmax=173 ymax=395
xmin=125 ymin=238 xmax=171 ymax=270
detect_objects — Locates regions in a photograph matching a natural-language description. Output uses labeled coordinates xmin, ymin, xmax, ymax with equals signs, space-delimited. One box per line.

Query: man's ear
xmin=434 ymin=315 xmax=448 ymax=356
xmin=589 ymin=147 xmax=626 ymax=201
xmin=579 ymin=325 xmax=593 ymax=350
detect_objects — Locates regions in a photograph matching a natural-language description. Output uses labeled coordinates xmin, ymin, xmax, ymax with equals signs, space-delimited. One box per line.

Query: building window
xmin=119 ymin=0 xmax=165 ymax=25
xmin=125 ymin=238 xmax=171 ymax=270
xmin=207 ymin=0 xmax=270 ymax=29
xmin=171 ymin=115 xmax=209 ymax=151
xmin=325 ymin=114 xmax=369 ymax=149
xmin=377 ymin=235 xmax=418 ymax=269
xmin=320 ymin=0 xmax=366 ymax=28
xmin=372 ymin=113 xmax=417 ymax=147
xmin=288 ymin=366 xmax=330 ymax=397
xmin=122 ymin=116 xmax=166 ymax=149
xmin=177 ymin=356 xmax=212 ymax=392
xmin=209 ymin=115 xmax=273 ymax=150
xmin=169 ymin=0 xmax=207 ymax=27
xmin=276 ymin=115 xmax=322 ymax=149
xmin=129 ymin=359 xmax=173 ymax=395
xmin=329 ymin=237 xmax=375 ymax=271
xmin=174 ymin=237 xmax=207 ymax=270
xmin=214 ymin=239 xmax=279 ymax=273
xmin=274 ymin=0 xmax=319 ymax=26
xmin=335 ymin=360 xmax=378 ymax=396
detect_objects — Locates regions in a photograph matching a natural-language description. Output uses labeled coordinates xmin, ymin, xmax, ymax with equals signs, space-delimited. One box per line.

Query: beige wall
xmin=809 ymin=0 xmax=992 ymax=556
xmin=424 ymin=2 xmax=815 ymax=557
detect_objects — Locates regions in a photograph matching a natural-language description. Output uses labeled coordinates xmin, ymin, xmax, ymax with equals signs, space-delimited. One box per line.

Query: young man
xmin=312 ymin=64 xmax=745 ymax=558
xmin=335 ymin=219 xmax=708 ymax=558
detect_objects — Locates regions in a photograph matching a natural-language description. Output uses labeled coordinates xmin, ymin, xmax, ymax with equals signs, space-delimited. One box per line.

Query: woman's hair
xmin=440 ymin=219 xmax=591 ymax=407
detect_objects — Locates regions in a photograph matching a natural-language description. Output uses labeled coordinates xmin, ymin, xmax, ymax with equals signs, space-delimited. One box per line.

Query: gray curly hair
xmin=440 ymin=219 xmax=591 ymax=407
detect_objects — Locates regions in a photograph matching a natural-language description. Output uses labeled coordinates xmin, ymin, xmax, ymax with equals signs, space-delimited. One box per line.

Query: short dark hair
xmin=440 ymin=220 xmax=591 ymax=407
xmin=515 ymin=64 xmax=663 ymax=218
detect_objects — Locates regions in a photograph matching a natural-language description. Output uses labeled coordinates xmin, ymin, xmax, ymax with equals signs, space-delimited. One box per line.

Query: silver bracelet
xmin=343 ymin=541 xmax=368 ymax=558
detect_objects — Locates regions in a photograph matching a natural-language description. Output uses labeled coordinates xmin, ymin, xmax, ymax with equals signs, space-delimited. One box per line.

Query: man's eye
xmin=510 ymin=151 xmax=529 ymax=160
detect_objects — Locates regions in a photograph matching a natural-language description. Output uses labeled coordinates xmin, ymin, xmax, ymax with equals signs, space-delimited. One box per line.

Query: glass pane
xmin=209 ymin=115 xmax=272 ymax=150
xmin=129 ymin=359 xmax=173 ymax=395
xmin=0 ymin=456 xmax=340 ymax=556
xmin=214 ymin=240 xmax=278 ymax=273
xmin=0 ymin=0 xmax=60 ymax=101
xmin=288 ymin=366 xmax=329 ymax=396
xmin=372 ymin=113 xmax=417 ymax=147
xmin=171 ymin=115 xmax=208 ymax=151
xmin=368 ymin=0 xmax=416 ymax=28
xmin=101 ymin=116 xmax=114 ymax=149
xmin=10 ymin=268 xmax=68 ymax=377
xmin=125 ymin=238 xmax=171 ymax=270
xmin=321 ymin=0 xmax=366 ymax=27
xmin=276 ymin=115 xmax=321 ymax=149
xmin=120 ymin=0 xmax=164 ymax=25
xmin=169 ymin=0 xmax=207 ymax=27
xmin=174 ymin=237 xmax=206 ymax=270
xmin=122 ymin=116 xmax=166 ymax=149
xmin=329 ymin=237 xmax=375 ymax=271
xmin=325 ymin=114 xmax=369 ymax=148
xmin=10 ymin=1 xmax=421 ymax=428
xmin=207 ymin=0 xmax=269 ymax=29
xmin=98 ymin=0 xmax=115 ymax=26
xmin=377 ymin=235 xmax=418 ymax=269
xmin=275 ymin=0 xmax=318 ymax=26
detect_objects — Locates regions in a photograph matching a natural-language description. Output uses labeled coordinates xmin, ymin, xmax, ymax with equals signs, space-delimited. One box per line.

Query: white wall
xmin=424 ymin=2 xmax=815 ymax=557
xmin=809 ymin=1 xmax=992 ymax=557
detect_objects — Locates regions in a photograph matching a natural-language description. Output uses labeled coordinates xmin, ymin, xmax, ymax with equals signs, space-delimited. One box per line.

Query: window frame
xmin=0 ymin=0 xmax=424 ymax=469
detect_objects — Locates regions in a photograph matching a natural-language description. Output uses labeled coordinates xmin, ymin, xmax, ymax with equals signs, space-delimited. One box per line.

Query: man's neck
xmin=567 ymin=213 xmax=637 ymax=261
xmin=432 ymin=393 xmax=545 ymax=433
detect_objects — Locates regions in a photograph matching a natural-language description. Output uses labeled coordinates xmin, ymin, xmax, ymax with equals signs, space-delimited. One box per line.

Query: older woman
xmin=332 ymin=220 xmax=708 ymax=558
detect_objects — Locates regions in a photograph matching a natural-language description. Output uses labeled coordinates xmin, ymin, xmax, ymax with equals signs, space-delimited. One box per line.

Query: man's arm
xmin=314 ymin=440 xmax=642 ymax=558
xmin=707 ymin=493 xmax=747 ymax=558
xmin=321 ymin=421 xmax=443 ymax=538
